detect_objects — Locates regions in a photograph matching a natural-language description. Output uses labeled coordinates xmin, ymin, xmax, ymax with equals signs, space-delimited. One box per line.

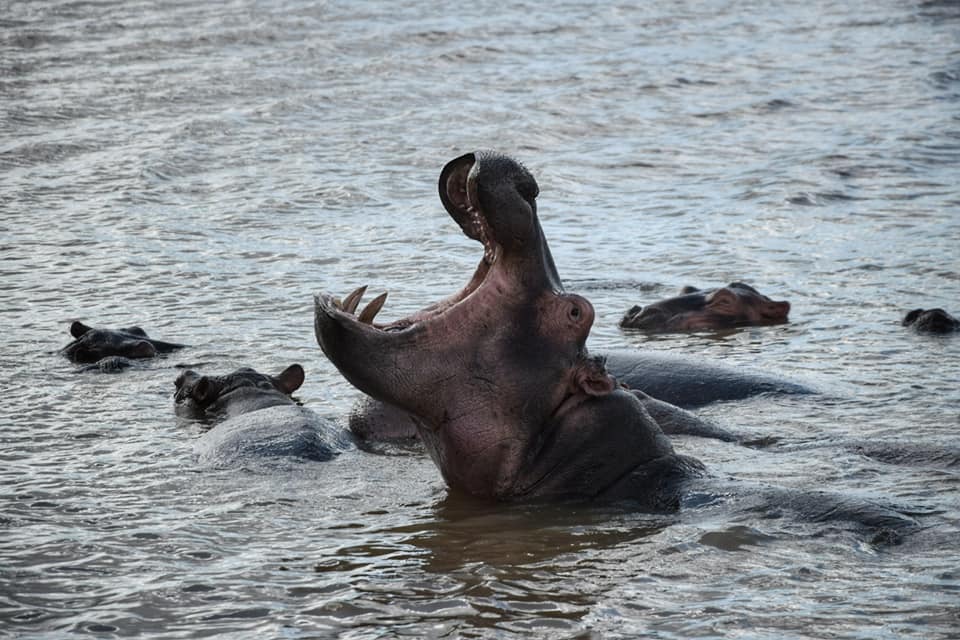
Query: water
xmin=2 ymin=0 xmax=959 ymax=637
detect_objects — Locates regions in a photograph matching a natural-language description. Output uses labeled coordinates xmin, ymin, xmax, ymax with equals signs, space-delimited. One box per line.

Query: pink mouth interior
xmin=363 ymin=167 xmax=500 ymax=332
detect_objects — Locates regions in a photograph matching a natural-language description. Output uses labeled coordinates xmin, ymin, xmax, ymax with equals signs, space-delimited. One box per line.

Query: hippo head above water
xmin=60 ymin=321 xmax=186 ymax=364
xmin=174 ymin=364 xmax=306 ymax=421
xmin=902 ymin=308 xmax=959 ymax=334
xmin=315 ymin=151 xmax=688 ymax=503
xmin=619 ymin=282 xmax=791 ymax=332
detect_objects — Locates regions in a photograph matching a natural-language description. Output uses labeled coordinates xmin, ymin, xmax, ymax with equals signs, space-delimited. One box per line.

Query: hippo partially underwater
xmin=902 ymin=308 xmax=959 ymax=334
xmin=61 ymin=321 xmax=186 ymax=371
xmin=619 ymin=282 xmax=790 ymax=332
xmin=174 ymin=364 xmax=351 ymax=467
xmin=314 ymin=151 xmax=916 ymax=534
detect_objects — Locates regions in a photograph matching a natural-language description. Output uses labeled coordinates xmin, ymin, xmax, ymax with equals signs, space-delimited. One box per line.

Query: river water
xmin=2 ymin=1 xmax=959 ymax=637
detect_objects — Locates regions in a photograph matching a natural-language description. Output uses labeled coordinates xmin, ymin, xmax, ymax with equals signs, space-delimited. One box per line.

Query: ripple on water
xmin=2 ymin=0 xmax=960 ymax=638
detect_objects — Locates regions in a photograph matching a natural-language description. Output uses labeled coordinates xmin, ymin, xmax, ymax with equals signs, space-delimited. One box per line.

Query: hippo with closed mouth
xmin=619 ymin=283 xmax=790 ymax=332
xmin=311 ymin=151 xmax=917 ymax=535
xmin=902 ymin=308 xmax=959 ymax=334
xmin=174 ymin=364 xmax=351 ymax=467
xmin=61 ymin=321 xmax=186 ymax=370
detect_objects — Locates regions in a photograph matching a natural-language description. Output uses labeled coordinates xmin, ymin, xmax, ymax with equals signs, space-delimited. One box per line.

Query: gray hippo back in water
xmin=902 ymin=308 xmax=959 ymax=334
xmin=620 ymin=282 xmax=790 ymax=332
xmin=603 ymin=350 xmax=812 ymax=408
xmin=313 ymin=151 xmax=917 ymax=539
xmin=61 ymin=321 xmax=186 ymax=371
xmin=174 ymin=364 xmax=351 ymax=467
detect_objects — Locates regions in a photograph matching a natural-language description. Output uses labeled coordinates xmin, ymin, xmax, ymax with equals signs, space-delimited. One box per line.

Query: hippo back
xmin=196 ymin=404 xmax=352 ymax=468
xmin=603 ymin=350 xmax=814 ymax=408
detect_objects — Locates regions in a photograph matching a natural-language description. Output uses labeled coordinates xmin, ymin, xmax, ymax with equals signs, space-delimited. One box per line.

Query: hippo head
xmin=174 ymin=364 xmax=305 ymax=420
xmin=315 ymin=152 xmax=620 ymax=497
xmin=620 ymin=282 xmax=790 ymax=332
xmin=60 ymin=321 xmax=185 ymax=363
xmin=902 ymin=308 xmax=959 ymax=334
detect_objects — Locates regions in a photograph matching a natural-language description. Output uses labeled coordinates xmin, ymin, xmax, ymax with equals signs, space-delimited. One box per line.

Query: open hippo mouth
xmin=316 ymin=151 xmax=563 ymax=333
xmin=316 ymin=151 xmax=701 ymax=502
xmin=314 ymin=152 xmax=589 ymax=410
xmin=315 ymin=153 xmax=608 ymax=498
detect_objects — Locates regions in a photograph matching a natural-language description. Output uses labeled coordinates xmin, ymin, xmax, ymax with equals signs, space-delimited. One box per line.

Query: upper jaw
xmin=439 ymin=152 xmax=497 ymax=263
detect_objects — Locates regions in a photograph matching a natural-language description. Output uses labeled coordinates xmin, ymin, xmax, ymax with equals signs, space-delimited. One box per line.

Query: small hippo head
xmin=61 ymin=321 xmax=160 ymax=363
xmin=902 ymin=308 xmax=959 ymax=334
xmin=173 ymin=364 xmax=305 ymax=420
xmin=619 ymin=282 xmax=790 ymax=332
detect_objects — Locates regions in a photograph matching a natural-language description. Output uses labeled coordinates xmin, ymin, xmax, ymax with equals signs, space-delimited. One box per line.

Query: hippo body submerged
xmin=902 ymin=308 xmax=959 ymax=334
xmin=619 ymin=283 xmax=790 ymax=333
xmin=313 ymin=151 xmax=917 ymax=537
xmin=61 ymin=321 xmax=186 ymax=368
xmin=604 ymin=350 xmax=813 ymax=409
xmin=174 ymin=364 xmax=351 ymax=467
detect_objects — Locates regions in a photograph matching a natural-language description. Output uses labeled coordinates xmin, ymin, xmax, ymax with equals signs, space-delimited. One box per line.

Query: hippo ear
xmin=729 ymin=282 xmax=758 ymax=293
xmin=706 ymin=287 xmax=737 ymax=305
xmin=130 ymin=340 xmax=158 ymax=359
xmin=574 ymin=360 xmax=616 ymax=397
xmin=174 ymin=370 xmax=195 ymax=390
xmin=902 ymin=309 xmax=924 ymax=326
xmin=680 ymin=286 xmax=699 ymax=294
xmin=275 ymin=364 xmax=305 ymax=395
xmin=70 ymin=321 xmax=92 ymax=338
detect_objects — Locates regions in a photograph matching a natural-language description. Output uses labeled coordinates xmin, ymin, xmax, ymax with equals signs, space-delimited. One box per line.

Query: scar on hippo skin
xmin=61 ymin=321 xmax=186 ymax=368
xmin=174 ymin=364 xmax=352 ymax=466
xmin=619 ymin=282 xmax=790 ymax=332
xmin=902 ymin=308 xmax=959 ymax=334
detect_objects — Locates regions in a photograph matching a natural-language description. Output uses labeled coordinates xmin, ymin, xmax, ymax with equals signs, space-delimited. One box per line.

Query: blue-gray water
xmin=2 ymin=1 xmax=959 ymax=637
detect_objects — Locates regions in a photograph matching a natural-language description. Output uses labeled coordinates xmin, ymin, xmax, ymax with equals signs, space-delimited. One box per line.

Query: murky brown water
xmin=2 ymin=1 xmax=959 ymax=637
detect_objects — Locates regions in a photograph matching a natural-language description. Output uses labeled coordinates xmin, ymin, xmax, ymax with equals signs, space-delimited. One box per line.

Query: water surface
xmin=2 ymin=1 xmax=959 ymax=637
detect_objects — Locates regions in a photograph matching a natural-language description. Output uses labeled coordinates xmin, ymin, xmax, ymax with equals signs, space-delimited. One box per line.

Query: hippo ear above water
xmin=680 ymin=286 xmax=700 ymax=294
xmin=275 ymin=364 xmax=305 ymax=395
xmin=70 ymin=321 xmax=93 ymax=338
xmin=574 ymin=358 xmax=617 ymax=397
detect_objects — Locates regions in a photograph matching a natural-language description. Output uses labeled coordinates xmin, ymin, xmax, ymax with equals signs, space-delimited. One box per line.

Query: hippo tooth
xmin=357 ymin=292 xmax=388 ymax=324
xmin=342 ymin=286 xmax=368 ymax=315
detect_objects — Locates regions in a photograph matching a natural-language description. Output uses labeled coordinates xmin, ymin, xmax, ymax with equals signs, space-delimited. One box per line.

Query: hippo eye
xmin=569 ymin=305 xmax=581 ymax=321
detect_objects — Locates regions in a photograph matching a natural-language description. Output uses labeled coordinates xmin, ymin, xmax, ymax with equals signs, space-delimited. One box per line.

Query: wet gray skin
xmin=60 ymin=321 xmax=186 ymax=364
xmin=314 ymin=151 xmax=919 ymax=535
xmin=174 ymin=364 xmax=351 ymax=466
xmin=902 ymin=308 xmax=959 ymax=334
xmin=620 ymin=282 xmax=791 ymax=332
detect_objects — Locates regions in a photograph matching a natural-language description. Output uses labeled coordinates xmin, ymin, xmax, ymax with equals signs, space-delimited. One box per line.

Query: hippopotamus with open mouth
xmin=315 ymin=151 xmax=700 ymax=503
xmin=61 ymin=321 xmax=186 ymax=371
xmin=313 ymin=151 xmax=917 ymax=534
xmin=619 ymin=283 xmax=790 ymax=332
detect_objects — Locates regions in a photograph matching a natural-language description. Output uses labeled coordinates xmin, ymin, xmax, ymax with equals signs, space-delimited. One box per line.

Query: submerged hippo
xmin=61 ymin=321 xmax=186 ymax=369
xmin=619 ymin=283 xmax=790 ymax=332
xmin=313 ymin=151 xmax=915 ymax=535
xmin=174 ymin=364 xmax=351 ymax=467
xmin=902 ymin=308 xmax=959 ymax=334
